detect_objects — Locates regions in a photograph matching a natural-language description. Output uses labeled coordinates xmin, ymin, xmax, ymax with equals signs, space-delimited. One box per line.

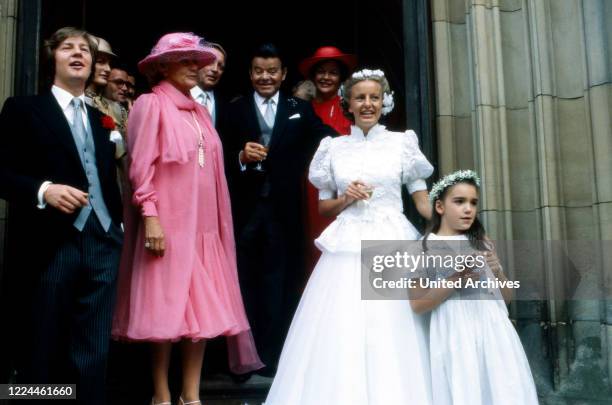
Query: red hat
xmin=298 ymin=46 xmax=357 ymax=78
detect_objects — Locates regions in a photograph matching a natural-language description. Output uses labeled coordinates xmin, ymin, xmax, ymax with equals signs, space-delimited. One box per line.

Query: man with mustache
xmin=223 ymin=43 xmax=337 ymax=377
xmin=0 ymin=27 xmax=123 ymax=405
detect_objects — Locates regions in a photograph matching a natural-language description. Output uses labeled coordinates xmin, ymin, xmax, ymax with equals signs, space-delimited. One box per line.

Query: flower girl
xmin=409 ymin=170 xmax=539 ymax=405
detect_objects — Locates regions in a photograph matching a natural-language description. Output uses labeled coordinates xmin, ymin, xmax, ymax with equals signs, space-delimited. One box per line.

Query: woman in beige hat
xmin=85 ymin=36 xmax=117 ymax=115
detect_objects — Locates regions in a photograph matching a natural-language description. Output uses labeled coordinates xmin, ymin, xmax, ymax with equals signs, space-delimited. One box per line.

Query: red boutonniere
xmin=101 ymin=115 xmax=116 ymax=130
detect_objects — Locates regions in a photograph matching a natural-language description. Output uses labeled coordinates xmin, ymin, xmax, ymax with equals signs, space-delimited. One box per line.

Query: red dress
xmin=305 ymin=95 xmax=351 ymax=275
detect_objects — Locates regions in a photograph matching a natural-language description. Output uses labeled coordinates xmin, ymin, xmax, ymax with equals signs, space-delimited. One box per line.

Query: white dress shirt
xmin=253 ymin=90 xmax=279 ymax=118
xmin=52 ymin=85 xmax=88 ymax=128
xmin=191 ymin=85 xmax=215 ymax=123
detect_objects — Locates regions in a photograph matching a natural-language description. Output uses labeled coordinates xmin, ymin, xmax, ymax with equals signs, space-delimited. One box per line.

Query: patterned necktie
xmin=197 ymin=92 xmax=214 ymax=124
xmin=205 ymin=93 xmax=215 ymax=124
xmin=197 ymin=92 xmax=206 ymax=107
xmin=205 ymin=93 xmax=212 ymax=113
xmin=71 ymin=97 xmax=86 ymax=142
xmin=264 ymin=98 xmax=275 ymax=128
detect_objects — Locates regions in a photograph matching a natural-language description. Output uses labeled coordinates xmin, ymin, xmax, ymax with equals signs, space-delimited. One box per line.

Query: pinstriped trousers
xmin=20 ymin=214 xmax=122 ymax=405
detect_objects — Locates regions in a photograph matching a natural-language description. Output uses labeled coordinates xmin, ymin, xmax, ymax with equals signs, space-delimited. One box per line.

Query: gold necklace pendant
xmin=198 ymin=142 xmax=205 ymax=167
xmin=185 ymin=111 xmax=206 ymax=168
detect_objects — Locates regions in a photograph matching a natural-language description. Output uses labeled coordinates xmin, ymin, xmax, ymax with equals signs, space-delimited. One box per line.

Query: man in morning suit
xmin=223 ymin=43 xmax=337 ymax=374
xmin=0 ymin=27 xmax=123 ymax=404
xmin=191 ymin=41 xmax=228 ymax=132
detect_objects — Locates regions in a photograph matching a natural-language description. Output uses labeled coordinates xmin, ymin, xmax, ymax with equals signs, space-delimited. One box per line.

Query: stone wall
xmin=0 ymin=0 xmax=18 ymax=276
xmin=431 ymin=0 xmax=611 ymax=400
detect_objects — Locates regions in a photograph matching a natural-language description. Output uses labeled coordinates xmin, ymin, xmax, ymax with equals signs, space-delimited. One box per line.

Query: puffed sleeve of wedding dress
xmin=401 ymin=130 xmax=434 ymax=194
xmin=308 ymin=136 xmax=336 ymax=200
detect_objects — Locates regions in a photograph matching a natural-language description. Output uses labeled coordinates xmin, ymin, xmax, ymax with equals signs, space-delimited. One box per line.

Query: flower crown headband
xmin=429 ymin=170 xmax=481 ymax=203
xmin=340 ymin=68 xmax=395 ymax=115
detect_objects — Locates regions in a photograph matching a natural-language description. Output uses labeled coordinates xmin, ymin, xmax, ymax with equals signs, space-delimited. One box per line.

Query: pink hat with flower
xmin=137 ymin=32 xmax=217 ymax=76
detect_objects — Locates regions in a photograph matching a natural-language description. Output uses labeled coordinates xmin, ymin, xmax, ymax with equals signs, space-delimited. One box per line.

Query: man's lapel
xmin=35 ymin=93 xmax=82 ymax=166
xmin=212 ymin=91 xmax=221 ymax=128
xmin=87 ymin=105 xmax=110 ymax=173
xmin=246 ymin=95 xmax=262 ymax=142
xmin=269 ymin=94 xmax=289 ymax=152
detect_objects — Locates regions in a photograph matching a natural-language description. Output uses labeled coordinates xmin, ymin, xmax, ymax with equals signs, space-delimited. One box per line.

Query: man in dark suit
xmin=223 ymin=43 xmax=337 ymax=374
xmin=0 ymin=27 xmax=122 ymax=404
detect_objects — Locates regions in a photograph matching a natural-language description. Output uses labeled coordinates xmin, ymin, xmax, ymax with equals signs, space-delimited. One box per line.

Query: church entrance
xmin=9 ymin=0 xmax=435 ymax=403
xmin=29 ymin=0 xmax=435 ymax=136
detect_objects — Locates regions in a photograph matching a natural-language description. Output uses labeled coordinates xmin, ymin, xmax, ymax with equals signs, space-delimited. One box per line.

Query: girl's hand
xmin=485 ymin=250 xmax=504 ymax=278
xmin=448 ymin=268 xmax=480 ymax=283
xmin=483 ymin=237 xmax=505 ymax=278
xmin=144 ymin=216 xmax=165 ymax=257
xmin=461 ymin=269 xmax=482 ymax=282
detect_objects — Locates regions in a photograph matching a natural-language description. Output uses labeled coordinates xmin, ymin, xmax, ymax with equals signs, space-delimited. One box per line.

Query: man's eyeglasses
xmin=109 ymin=79 xmax=133 ymax=89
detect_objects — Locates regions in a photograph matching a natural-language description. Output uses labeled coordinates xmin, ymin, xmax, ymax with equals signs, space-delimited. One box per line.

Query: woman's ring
xmin=145 ymin=241 xmax=151 ymax=248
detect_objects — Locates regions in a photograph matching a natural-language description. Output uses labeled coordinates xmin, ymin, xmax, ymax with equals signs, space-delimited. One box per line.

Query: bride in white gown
xmin=264 ymin=69 xmax=434 ymax=405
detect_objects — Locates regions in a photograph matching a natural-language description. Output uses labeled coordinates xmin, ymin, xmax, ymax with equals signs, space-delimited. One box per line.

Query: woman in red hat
xmin=112 ymin=32 xmax=263 ymax=405
xmin=299 ymin=46 xmax=357 ymax=274
xmin=298 ymin=46 xmax=357 ymax=134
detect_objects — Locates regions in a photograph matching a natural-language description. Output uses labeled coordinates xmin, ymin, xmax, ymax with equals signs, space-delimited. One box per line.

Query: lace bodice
xmin=307 ymin=125 xmax=433 ymax=253
xmin=309 ymin=124 xmax=433 ymax=216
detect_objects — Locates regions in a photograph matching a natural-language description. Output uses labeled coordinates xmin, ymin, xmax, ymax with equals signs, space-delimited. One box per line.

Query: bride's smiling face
xmin=348 ymin=80 xmax=383 ymax=132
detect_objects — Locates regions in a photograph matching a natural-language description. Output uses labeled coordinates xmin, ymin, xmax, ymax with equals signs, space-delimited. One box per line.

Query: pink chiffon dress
xmin=112 ymin=80 xmax=263 ymax=374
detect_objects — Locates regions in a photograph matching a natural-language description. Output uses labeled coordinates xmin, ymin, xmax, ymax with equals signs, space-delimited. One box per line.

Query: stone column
xmin=581 ymin=0 xmax=612 ymax=393
xmin=431 ymin=0 xmax=611 ymax=399
xmin=0 ymin=0 xmax=18 ymax=277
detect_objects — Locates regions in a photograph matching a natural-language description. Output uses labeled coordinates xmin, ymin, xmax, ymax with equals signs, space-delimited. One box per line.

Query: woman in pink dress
xmin=112 ymin=33 xmax=263 ymax=405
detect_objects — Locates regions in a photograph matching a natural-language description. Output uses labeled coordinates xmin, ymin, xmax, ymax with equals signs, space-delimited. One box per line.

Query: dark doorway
xmin=13 ymin=0 xmax=434 ymax=402
xmin=38 ymin=0 xmax=410 ymax=130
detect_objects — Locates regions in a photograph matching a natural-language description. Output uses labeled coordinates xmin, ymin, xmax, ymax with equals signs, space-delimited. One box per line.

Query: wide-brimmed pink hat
xmin=138 ymin=32 xmax=217 ymax=76
xmin=298 ymin=46 xmax=357 ymax=78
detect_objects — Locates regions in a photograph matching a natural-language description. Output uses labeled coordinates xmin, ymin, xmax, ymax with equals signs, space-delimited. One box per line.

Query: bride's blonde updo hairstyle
xmin=340 ymin=68 xmax=394 ymax=121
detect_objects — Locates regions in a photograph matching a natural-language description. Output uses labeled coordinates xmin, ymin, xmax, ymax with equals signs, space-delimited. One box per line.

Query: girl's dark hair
xmin=422 ymin=179 xmax=490 ymax=252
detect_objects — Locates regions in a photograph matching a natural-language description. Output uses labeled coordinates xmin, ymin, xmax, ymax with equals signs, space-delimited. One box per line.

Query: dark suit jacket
xmin=212 ymin=90 xmax=228 ymax=135
xmin=0 ymin=92 xmax=122 ymax=272
xmin=222 ymin=91 xmax=337 ymax=232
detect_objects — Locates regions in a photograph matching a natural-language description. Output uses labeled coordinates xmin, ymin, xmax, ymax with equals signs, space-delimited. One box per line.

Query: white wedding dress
xmin=264 ymin=124 xmax=434 ymax=405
